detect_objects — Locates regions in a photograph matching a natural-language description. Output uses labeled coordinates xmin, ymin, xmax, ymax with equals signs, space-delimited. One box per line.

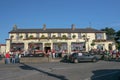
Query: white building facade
xmin=6 ymin=25 xmax=116 ymax=54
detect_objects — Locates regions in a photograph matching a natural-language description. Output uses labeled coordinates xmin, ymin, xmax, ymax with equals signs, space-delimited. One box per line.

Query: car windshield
xmin=71 ymin=53 xmax=78 ymax=57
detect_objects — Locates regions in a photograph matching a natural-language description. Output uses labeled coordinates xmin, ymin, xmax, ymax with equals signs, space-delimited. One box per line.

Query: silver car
xmin=69 ymin=53 xmax=98 ymax=63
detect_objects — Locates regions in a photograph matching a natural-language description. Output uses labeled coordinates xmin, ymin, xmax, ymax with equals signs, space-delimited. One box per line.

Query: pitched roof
xmin=9 ymin=27 xmax=105 ymax=33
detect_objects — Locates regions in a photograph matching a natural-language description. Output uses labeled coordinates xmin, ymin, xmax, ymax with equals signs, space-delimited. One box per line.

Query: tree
xmin=115 ymin=30 xmax=120 ymax=50
xmin=101 ymin=27 xmax=115 ymax=40
xmin=116 ymin=30 xmax=120 ymax=38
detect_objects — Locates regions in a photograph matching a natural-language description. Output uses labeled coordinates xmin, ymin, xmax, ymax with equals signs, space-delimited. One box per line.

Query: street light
xmin=83 ymin=35 xmax=90 ymax=52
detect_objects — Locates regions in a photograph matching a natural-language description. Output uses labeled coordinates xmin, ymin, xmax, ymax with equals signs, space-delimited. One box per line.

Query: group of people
xmin=90 ymin=49 xmax=120 ymax=60
xmin=45 ymin=49 xmax=66 ymax=58
xmin=104 ymin=49 xmax=120 ymax=60
xmin=5 ymin=51 xmax=21 ymax=64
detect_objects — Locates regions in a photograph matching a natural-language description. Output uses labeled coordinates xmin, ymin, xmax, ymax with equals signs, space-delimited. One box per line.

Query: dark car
xmin=0 ymin=55 xmax=3 ymax=60
xmin=69 ymin=53 xmax=98 ymax=63
xmin=23 ymin=53 xmax=45 ymax=57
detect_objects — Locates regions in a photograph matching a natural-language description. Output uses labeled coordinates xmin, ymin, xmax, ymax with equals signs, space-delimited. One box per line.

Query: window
xmin=96 ymin=33 xmax=104 ymax=39
xmin=97 ymin=44 xmax=104 ymax=50
xmin=48 ymin=33 xmax=51 ymax=38
xmin=58 ymin=33 xmax=61 ymax=37
xmin=25 ymin=33 xmax=28 ymax=39
xmin=36 ymin=33 xmax=39 ymax=38
xmin=71 ymin=42 xmax=85 ymax=51
xmin=16 ymin=33 xmax=19 ymax=40
xmin=78 ymin=33 xmax=82 ymax=39
xmin=68 ymin=33 xmax=71 ymax=38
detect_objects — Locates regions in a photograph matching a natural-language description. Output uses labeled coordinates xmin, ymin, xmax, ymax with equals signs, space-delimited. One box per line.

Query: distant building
xmin=0 ymin=44 xmax=6 ymax=54
xmin=6 ymin=24 xmax=116 ymax=54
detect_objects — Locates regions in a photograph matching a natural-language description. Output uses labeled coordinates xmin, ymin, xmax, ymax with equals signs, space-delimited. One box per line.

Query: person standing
xmin=12 ymin=52 xmax=16 ymax=64
xmin=52 ymin=49 xmax=56 ymax=58
xmin=5 ymin=52 xmax=10 ymax=64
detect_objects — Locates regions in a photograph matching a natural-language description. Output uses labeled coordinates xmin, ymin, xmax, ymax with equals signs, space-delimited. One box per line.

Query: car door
xmin=82 ymin=54 xmax=92 ymax=61
xmin=77 ymin=54 xmax=84 ymax=61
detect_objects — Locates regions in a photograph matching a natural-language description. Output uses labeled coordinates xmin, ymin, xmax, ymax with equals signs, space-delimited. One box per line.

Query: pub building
xmin=6 ymin=24 xmax=116 ymax=56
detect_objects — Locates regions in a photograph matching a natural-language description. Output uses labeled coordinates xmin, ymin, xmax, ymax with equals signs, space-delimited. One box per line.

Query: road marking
xmin=92 ymin=71 xmax=119 ymax=79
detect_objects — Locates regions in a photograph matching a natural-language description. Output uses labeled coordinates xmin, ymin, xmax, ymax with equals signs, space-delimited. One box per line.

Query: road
xmin=0 ymin=61 xmax=120 ymax=80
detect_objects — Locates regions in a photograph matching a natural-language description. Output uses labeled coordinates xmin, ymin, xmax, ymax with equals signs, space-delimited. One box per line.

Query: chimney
xmin=13 ymin=24 xmax=17 ymax=31
xmin=71 ymin=24 xmax=75 ymax=30
xmin=43 ymin=24 xmax=46 ymax=31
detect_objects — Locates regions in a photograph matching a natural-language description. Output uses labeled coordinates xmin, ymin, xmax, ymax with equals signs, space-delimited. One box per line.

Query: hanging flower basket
xmin=10 ymin=35 xmax=14 ymax=39
xmin=29 ymin=35 xmax=34 ymax=39
xmin=91 ymin=42 xmax=95 ymax=46
xmin=52 ymin=35 xmax=56 ymax=39
xmin=19 ymin=35 xmax=23 ymax=39
xmin=72 ymin=35 xmax=76 ymax=39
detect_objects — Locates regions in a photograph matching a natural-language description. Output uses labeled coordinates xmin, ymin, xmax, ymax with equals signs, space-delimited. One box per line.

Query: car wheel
xmin=92 ymin=58 xmax=97 ymax=62
xmin=74 ymin=59 xmax=78 ymax=63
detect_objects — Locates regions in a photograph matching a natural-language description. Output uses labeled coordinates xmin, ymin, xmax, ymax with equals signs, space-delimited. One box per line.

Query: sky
xmin=0 ymin=0 xmax=120 ymax=44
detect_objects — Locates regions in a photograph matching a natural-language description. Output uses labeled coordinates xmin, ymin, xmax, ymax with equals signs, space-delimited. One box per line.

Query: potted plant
xmin=52 ymin=35 xmax=56 ymax=38
xmin=62 ymin=35 xmax=67 ymax=40
xmin=82 ymin=35 xmax=86 ymax=38
xmin=72 ymin=35 xmax=76 ymax=39
xmin=41 ymin=35 xmax=45 ymax=38
xmin=10 ymin=35 xmax=14 ymax=39
xmin=29 ymin=35 xmax=34 ymax=39
xmin=91 ymin=41 xmax=95 ymax=49
xmin=19 ymin=35 xmax=23 ymax=39
xmin=91 ymin=42 xmax=95 ymax=46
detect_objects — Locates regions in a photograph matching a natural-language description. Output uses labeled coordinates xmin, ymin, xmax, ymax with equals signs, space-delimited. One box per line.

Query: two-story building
xmin=6 ymin=24 xmax=116 ymax=54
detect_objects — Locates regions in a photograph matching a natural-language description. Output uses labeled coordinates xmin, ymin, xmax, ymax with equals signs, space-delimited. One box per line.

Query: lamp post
xmin=83 ymin=35 xmax=90 ymax=52
xmin=86 ymin=38 xmax=90 ymax=52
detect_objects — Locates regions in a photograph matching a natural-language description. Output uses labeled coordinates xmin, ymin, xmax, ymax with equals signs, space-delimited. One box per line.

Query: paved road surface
xmin=0 ymin=61 xmax=120 ymax=80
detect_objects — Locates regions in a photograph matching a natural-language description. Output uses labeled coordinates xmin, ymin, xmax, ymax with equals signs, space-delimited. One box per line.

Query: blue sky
xmin=0 ymin=0 xmax=120 ymax=44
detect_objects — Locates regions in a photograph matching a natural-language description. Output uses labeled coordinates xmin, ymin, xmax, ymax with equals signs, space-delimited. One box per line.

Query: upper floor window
xmin=48 ymin=33 xmax=51 ymax=38
xmin=68 ymin=33 xmax=71 ymax=38
xmin=78 ymin=33 xmax=82 ymax=39
xmin=36 ymin=33 xmax=39 ymax=38
xmin=96 ymin=33 xmax=104 ymax=39
xmin=25 ymin=33 xmax=28 ymax=39
xmin=58 ymin=33 xmax=61 ymax=37
xmin=16 ymin=33 xmax=19 ymax=40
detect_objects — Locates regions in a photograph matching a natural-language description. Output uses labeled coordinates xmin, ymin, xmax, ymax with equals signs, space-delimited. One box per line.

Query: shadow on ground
xmin=91 ymin=69 xmax=120 ymax=80
xmin=19 ymin=63 xmax=68 ymax=80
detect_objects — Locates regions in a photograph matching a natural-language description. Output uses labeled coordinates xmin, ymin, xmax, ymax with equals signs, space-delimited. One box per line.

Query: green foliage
xmin=10 ymin=35 xmax=14 ymax=39
xmin=41 ymin=35 xmax=45 ymax=38
xmin=72 ymin=35 xmax=76 ymax=38
xmin=91 ymin=42 xmax=95 ymax=46
xmin=116 ymin=30 xmax=120 ymax=37
xmin=19 ymin=35 xmax=23 ymax=38
xmin=52 ymin=35 xmax=56 ymax=38
xmin=101 ymin=27 xmax=115 ymax=40
xmin=82 ymin=35 xmax=86 ymax=38
xmin=29 ymin=35 xmax=34 ymax=39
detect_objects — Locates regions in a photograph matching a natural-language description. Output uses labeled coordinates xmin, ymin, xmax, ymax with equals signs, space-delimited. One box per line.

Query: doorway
xmin=44 ymin=47 xmax=51 ymax=53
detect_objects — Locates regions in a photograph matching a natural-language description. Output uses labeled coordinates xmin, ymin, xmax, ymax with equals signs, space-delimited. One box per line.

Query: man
xmin=5 ymin=52 xmax=10 ymax=64
xmin=12 ymin=52 xmax=16 ymax=64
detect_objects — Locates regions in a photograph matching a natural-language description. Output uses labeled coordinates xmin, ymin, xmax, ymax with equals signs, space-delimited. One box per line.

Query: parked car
xmin=23 ymin=53 xmax=45 ymax=57
xmin=0 ymin=55 xmax=3 ymax=60
xmin=69 ymin=53 xmax=98 ymax=63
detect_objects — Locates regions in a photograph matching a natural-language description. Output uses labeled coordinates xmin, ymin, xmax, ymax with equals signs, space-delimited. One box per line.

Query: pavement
xmin=0 ymin=59 xmax=120 ymax=80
